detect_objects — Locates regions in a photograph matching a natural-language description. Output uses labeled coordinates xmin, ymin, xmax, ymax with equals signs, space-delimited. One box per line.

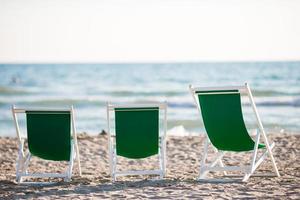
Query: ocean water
xmin=0 ymin=62 xmax=300 ymax=137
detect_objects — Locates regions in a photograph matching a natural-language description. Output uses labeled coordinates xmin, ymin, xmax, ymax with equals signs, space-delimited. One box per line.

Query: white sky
xmin=0 ymin=0 xmax=300 ymax=63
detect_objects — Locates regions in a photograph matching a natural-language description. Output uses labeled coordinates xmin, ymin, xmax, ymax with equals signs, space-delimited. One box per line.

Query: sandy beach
xmin=0 ymin=133 xmax=299 ymax=199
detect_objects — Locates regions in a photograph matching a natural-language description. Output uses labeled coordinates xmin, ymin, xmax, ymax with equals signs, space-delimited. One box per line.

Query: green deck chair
xmin=189 ymin=83 xmax=280 ymax=182
xmin=12 ymin=106 xmax=81 ymax=183
xmin=107 ymin=103 xmax=167 ymax=181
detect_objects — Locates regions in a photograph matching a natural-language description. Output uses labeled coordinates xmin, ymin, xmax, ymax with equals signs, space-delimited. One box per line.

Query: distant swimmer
xmin=11 ymin=76 xmax=20 ymax=84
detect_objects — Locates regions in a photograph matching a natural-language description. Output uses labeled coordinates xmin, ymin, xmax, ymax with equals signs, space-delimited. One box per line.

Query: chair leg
xmin=159 ymin=173 xmax=163 ymax=179
xmin=74 ymin=139 xmax=81 ymax=176
xmin=112 ymin=148 xmax=117 ymax=182
xmin=17 ymin=152 xmax=31 ymax=183
xmin=199 ymin=151 xmax=225 ymax=179
xmin=158 ymin=149 xmax=163 ymax=179
xmin=16 ymin=157 xmax=23 ymax=183
xmin=199 ymin=137 xmax=227 ymax=179
xmin=16 ymin=154 xmax=23 ymax=182
xmin=213 ymin=147 xmax=227 ymax=176
xmin=22 ymin=153 xmax=31 ymax=173
xmin=16 ymin=141 xmax=25 ymax=183
xmin=66 ymin=142 xmax=75 ymax=182
xmin=242 ymin=172 xmax=252 ymax=182
xmin=159 ymin=137 xmax=166 ymax=179
xmin=242 ymin=130 xmax=260 ymax=182
xmin=76 ymin=149 xmax=82 ymax=176
xmin=199 ymin=137 xmax=209 ymax=179
xmin=217 ymin=159 xmax=227 ymax=176
xmin=261 ymin=133 xmax=280 ymax=177
xmin=250 ymin=130 xmax=260 ymax=173
xmin=243 ymin=142 xmax=278 ymax=182
xmin=247 ymin=84 xmax=280 ymax=177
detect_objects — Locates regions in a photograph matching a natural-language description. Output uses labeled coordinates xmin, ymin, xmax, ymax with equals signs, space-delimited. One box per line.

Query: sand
xmin=0 ymin=133 xmax=299 ymax=199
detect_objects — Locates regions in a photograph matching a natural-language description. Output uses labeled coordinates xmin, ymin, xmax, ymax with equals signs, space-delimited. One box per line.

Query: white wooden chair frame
xmin=189 ymin=83 xmax=280 ymax=182
xmin=12 ymin=105 xmax=82 ymax=184
xmin=107 ymin=102 xmax=167 ymax=181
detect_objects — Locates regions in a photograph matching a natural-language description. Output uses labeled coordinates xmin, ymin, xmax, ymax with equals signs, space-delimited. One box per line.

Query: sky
xmin=0 ymin=0 xmax=300 ymax=63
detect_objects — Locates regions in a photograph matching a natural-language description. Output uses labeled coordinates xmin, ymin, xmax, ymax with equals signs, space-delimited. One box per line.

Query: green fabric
xmin=197 ymin=91 xmax=265 ymax=152
xmin=115 ymin=107 xmax=159 ymax=159
xmin=26 ymin=111 xmax=71 ymax=161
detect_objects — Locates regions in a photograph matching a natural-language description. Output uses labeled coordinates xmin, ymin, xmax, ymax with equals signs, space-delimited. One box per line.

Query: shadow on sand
xmin=1 ymin=177 xmax=230 ymax=199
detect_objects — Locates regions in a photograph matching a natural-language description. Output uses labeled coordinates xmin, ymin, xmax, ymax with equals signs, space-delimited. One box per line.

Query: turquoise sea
xmin=0 ymin=62 xmax=300 ymax=136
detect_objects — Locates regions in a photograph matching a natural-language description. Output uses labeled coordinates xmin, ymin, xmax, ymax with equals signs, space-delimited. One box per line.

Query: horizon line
xmin=1 ymin=59 xmax=300 ymax=65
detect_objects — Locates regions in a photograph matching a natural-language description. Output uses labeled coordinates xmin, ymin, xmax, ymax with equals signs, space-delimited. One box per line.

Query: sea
xmin=0 ymin=62 xmax=300 ymax=137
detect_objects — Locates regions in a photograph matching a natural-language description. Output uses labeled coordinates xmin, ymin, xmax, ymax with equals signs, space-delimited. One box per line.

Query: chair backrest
xmin=196 ymin=90 xmax=257 ymax=152
xmin=26 ymin=111 xmax=71 ymax=161
xmin=114 ymin=107 xmax=159 ymax=159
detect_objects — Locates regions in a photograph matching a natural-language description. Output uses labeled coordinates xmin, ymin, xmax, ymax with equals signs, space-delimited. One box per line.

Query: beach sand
xmin=0 ymin=133 xmax=299 ymax=199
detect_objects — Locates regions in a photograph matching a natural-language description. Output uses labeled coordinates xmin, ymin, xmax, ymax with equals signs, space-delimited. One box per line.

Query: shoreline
xmin=1 ymin=133 xmax=299 ymax=199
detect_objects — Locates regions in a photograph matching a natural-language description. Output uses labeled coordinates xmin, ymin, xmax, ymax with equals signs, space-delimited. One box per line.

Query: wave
xmin=0 ymin=97 xmax=107 ymax=107
xmin=1 ymin=96 xmax=299 ymax=108
xmin=0 ymin=87 xmax=30 ymax=95
xmin=100 ymin=88 xmax=299 ymax=97
xmin=168 ymin=102 xmax=195 ymax=108
xmin=169 ymin=97 xmax=300 ymax=108
xmin=167 ymin=126 xmax=200 ymax=136
xmin=29 ymin=99 xmax=106 ymax=106
xmin=102 ymin=90 xmax=185 ymax=97
xmin=255 ymin=99 xmax=300 ymax=107
xmin=252 ymin=97 xmax=300 ymax=107
xmin=252 ymin=90 xmax=300 ymax=97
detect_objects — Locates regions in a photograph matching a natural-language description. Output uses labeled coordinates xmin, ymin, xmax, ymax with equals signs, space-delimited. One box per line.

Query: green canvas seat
xmin=190 ymin=83 xmax=280 ymax=182
xmin=12 ymin=106 xmax=81 ymax=183
xmin=26 ymin=111 xmax=71 ymax=161
xmin=107 ymin=103 xmax=167 ymax=181
xmin=115 ymin=107 xmax=159 ymax=159
xmin=196 ymin=90 xmax=265 ymax=152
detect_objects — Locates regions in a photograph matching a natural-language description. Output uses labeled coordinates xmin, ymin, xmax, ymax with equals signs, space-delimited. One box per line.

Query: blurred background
xmin=0 ymin=0 xmax=299 ymax=136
